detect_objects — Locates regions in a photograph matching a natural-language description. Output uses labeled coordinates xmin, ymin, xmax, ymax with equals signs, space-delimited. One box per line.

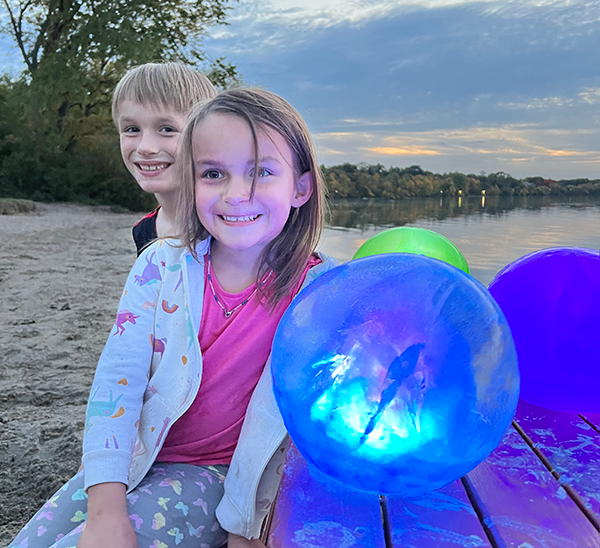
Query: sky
xmin=203 ymin=0 xmax=600 ymax=179
xmin=1 ymin=0 xmax=599 ymax=179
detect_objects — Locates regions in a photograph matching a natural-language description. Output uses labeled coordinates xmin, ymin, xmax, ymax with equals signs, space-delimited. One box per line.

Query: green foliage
xmin=0 ymin=73 xmax=157 ymax=210
xmin=0 ymin=0 xmax=239 ymax=208
xmin=321 ymin=164 xmax=600 ymax=200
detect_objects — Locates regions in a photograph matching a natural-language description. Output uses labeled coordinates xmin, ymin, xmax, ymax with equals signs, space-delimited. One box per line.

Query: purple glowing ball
xmin=488 ymin=247 xmax=600 ymax=413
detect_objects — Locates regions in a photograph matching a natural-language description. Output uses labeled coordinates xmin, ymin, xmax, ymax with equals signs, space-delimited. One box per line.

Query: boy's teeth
xmin=222 ymin=215 xmax=258 ymax=222
xmin=139 ymin=164 xmax=169 ymax=171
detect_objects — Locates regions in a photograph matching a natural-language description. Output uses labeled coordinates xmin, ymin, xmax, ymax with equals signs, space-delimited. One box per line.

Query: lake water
xmin=318 ymin=195 xmax=600 ymax=286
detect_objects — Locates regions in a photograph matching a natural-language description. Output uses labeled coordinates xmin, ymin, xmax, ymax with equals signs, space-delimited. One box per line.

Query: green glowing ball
xmin=353 ymin=226 xmax=469 ymax=273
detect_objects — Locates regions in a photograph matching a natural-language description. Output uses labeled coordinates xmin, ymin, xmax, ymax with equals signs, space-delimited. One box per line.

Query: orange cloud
xmin=364 ymin=146 xmax=441 ymax=156
xmin=544 ymin=149 xmax=586 ymax=157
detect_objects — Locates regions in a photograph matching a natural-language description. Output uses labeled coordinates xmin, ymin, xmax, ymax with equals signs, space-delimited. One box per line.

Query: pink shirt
xmin=157 ymin=254 xmax=321 ymax=465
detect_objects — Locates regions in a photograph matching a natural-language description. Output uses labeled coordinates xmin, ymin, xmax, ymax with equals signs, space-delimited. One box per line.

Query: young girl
xmin=9 ymin=88 xmax=337 ymax=548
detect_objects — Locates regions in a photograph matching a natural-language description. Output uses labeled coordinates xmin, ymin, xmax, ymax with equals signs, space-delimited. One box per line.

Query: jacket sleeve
xmin=82 ymin=243 xmax=165 ymax=491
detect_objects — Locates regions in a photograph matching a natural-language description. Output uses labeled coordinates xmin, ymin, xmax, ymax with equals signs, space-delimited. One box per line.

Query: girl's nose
xmin=223 ymin=174 xmax=252 ymax=203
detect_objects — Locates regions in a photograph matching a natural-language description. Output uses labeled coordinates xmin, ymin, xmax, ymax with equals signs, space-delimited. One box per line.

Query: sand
xmin=0 ymin=203 xmax=143 ymax=546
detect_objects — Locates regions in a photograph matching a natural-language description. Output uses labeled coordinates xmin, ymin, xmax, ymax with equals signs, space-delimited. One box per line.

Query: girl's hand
xmin=227 ymin=533 xmax=267 ymax=548
xmin=78 ymin=518 xmax=138 ymax=548
xmin=77 ymin=482 xmax=138 ymax=548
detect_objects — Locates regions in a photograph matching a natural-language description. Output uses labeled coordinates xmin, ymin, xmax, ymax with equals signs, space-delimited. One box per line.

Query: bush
xmin=0 ymin=198 xmax=37 ymax=214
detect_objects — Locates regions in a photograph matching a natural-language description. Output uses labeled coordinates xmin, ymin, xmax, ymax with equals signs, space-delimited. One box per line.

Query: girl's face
xmin=193 ymin=113 xmax=312 ymax=261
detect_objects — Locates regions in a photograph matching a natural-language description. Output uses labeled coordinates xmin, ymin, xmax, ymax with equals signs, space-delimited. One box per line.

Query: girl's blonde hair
xmin=111 ymin=62 xmax=217 ymax=123
xmin=176 ymin=88 xmax=327 ymax=306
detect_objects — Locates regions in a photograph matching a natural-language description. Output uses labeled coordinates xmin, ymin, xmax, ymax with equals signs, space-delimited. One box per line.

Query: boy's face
xmin=117 ymin=100 xmax=187 ymax=198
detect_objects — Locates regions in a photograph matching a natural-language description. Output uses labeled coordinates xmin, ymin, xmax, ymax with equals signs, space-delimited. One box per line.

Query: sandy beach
xmin=0 ymin=203 xmax=143 ymax=546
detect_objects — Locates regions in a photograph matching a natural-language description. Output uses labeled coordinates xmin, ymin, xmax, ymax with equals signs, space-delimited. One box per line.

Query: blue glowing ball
xmin=489 ymin=247 xmax=600 ymax=413
xmin=271 ymin=254 xmax=519 ymax=496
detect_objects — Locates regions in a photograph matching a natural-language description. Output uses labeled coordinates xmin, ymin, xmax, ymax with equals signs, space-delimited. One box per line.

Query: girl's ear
xmin=292 ymin=171 xmax=313 ymax=208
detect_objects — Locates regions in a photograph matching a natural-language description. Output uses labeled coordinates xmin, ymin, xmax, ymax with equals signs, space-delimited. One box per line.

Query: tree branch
xmin=2 ymin=0 xmax=34 ymax=72
xmin=30 ymin=0 xmax=55 ymax=73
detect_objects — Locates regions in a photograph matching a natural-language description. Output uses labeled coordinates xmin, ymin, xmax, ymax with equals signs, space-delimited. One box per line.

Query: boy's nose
xmin=137 ymin=133 xmax=160 ymax=156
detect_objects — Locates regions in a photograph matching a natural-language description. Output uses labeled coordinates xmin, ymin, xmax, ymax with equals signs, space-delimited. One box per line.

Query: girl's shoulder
xmin=136 ymin=237 xmax=211 ymax=267
xmin=303 ymin=251 xmax=339 ymax=285
xmin=313 ymin=251 xmax=339 ymax=271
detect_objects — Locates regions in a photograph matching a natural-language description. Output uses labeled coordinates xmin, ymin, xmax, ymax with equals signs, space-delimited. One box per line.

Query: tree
xmin=1 ymin=0 xmax=238 ymax=125
xmin=0 ymin=0 xmax=239 ymax=207
xmin=1 ymin=0 xmax=236 ymax=75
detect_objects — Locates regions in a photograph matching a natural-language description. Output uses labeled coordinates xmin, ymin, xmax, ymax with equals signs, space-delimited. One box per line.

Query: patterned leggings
xmin=8 ymin=462 xmax=229 ymax=548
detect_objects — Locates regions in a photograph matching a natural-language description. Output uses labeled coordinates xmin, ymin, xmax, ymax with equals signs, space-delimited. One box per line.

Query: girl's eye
xmin=251 ymin=166 xmax=273 ymax=178
xmin=203 ymin=169 xmax=223 ymax=180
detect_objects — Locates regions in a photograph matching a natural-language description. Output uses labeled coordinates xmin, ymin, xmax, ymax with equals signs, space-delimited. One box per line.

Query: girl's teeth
xmin=139 ymin=164 xmax=169 ymax=171
xmin=222 ymin=215 xmax=258 ymax=222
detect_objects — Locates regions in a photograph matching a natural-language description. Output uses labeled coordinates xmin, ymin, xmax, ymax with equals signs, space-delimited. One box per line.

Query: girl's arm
xmin=78 ymin=483 xmax=137 ymax=548
xmin=82 ymin=245 xmax=164 ymax=491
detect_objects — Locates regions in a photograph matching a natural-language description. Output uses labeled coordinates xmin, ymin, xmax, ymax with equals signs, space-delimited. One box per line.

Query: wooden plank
xmin=464 ymin=424 xmax=600 ymax=548
xmin=267 ymin=443 xmax=386 ymax=548
xmin=515 ymin=399 xmax=600 ymax=522
xmin=385 ymin=479 xmax=492 ymax=548
xmin=581 ymin=414 xmax=600 ymax=434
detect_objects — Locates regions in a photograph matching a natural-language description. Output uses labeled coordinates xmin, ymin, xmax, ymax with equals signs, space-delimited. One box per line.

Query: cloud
xmin=315 ymin=124 xmax=600 ymax=177
xmin=498 ymin=96 xmax=575 ymax=110
xmin=227 ymin=0 xmax=502 ymax=35
xmin=496 ymin=88 xmax=600 ymax=111
xmin=214 ymin=0 xmax=600 ymax=62
xmin=207 ymin=0 xmax=600 ymax=137
xmin=364 ymin=146 xmax=441 ymax=155
xmin=579 ymin=88 xmax=600 ymax=104
xmin=542 ymin=149 xmax=586 ymax=157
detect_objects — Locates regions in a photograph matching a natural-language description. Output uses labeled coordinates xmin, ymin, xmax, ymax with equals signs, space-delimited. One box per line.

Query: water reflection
xmin=327 ymin=195 xmax=599 ymax=230
xmin=319 ymin=195 xmax=600 ymax=286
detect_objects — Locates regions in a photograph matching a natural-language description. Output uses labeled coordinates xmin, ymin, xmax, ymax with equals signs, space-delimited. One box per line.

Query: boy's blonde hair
xmin=176 ymin=88 xmax=327 ymax=306
xmin=112 ymin=62 xmax=217 ymax=123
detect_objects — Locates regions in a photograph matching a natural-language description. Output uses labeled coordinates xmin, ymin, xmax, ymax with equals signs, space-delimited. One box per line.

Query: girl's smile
xmin=220 ymin=214 xmax=260 ymax=223
xmin=193 ymin=113 xmax=312 ymax=265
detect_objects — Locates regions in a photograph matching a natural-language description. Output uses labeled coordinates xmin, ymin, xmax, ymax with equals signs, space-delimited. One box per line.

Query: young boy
xmin=112 ymin=63 xmax=217 ymax=255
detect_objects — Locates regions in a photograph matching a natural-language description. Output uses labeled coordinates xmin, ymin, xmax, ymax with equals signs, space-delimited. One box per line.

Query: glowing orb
xmin=489 ymin=247 xmax=600 ymax=413
xmin=271 ymin=254 xmax=519 ymax=495
xmin=353 ymin=226 xmax=469 ymax=273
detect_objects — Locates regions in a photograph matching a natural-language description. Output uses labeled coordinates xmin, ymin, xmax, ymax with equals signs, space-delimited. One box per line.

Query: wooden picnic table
xmin=262 ymin=400 xmax=600 ymax=548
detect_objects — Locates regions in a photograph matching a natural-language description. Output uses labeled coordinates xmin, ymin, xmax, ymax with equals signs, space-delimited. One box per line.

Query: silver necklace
xmin=207 ymin=248 xmax=272 ymax=318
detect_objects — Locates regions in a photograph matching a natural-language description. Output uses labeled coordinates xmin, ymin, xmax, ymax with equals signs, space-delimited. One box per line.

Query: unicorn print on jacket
xmin=85 ymin=388 xmax=125 ymax=431
xmin=134 ymin=252 xmax=162 ymax=286
xmin=113 ymin=310 xmax=139 ymax=336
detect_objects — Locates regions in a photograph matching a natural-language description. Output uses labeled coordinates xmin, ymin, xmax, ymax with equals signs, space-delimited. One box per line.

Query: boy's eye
xmin=160 ymin=126 xmax=178 ymax=134
xmin=203 ymin=169 xmax=223 ymax=180
xmin=123 ymin=126 xmax=139 ymax=133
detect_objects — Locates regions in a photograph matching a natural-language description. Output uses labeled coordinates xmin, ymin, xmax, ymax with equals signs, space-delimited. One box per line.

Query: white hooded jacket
xmin=82 ymin=237 xmax=338 ymax=539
